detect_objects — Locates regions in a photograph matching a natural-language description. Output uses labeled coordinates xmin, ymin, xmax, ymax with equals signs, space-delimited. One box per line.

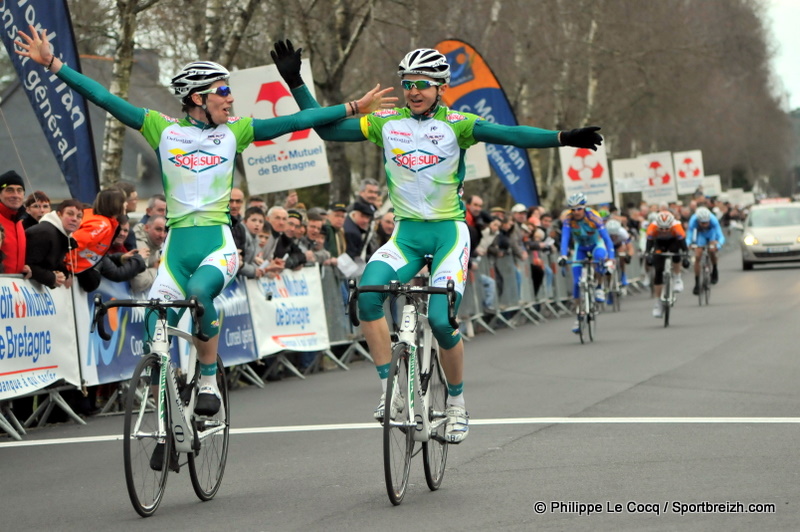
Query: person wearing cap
xmin=489 ymin=206 xmax=506 ymax=221
xmin=0 ymin=170 xmax=31 ymax=277
xmin=272 ymin=40 xmax=602 ymax=444
xmin=345 ymin=201 xmax=374 ymax=260
xmin=323 ymin=203 xmax=348 ymax=264
xmin=16 ymin=25 xmax=397 ymax=426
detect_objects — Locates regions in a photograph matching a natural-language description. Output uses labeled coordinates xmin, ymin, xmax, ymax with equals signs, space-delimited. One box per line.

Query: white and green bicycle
xmin=348 ymin=268 xmax=457 ymax=505
xmin=92 ymin=295 xmax=230 ymax=517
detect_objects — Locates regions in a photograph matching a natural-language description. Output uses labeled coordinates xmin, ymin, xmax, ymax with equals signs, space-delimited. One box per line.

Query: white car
xmin=740 ymin=203 xmax=800 ymax=270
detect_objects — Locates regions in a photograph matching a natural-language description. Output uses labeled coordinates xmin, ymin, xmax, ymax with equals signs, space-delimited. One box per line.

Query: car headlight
xmin=743 ymin=234 xmax=759 ymax=246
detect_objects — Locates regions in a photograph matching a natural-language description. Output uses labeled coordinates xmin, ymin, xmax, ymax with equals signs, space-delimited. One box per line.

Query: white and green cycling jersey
xmin=359 ymin=106 xmax=480 ymax=221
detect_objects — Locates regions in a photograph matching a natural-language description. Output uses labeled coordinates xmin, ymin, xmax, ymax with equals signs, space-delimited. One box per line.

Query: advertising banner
xmin=559 ymin=144 xmax=612 ymax=205
xmin=230 ymin=63 xmax=330 ymax=194
xmin=0 ymin=0 xmax=99 ymax=203
xmin=672 ymin=150 xmax=705 ymax=195
xmin=435 ymin=39 xmax=540 ymax=206
xmin=0 ymin=278 xmax=80 ymax=401
xmin=611 ymin=157 xmax=647 ymax=193
xmin=640 ymin=151 xmax=678 ymax=204
xmin=247 ymin=267 xmax=330 ymax=356
xmin=702 ymin=175 xmax=722 ymax=197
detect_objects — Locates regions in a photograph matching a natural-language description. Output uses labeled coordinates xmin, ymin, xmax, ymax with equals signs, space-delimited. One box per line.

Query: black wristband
xmin=46 ymin=56 xmax=55 ymax=70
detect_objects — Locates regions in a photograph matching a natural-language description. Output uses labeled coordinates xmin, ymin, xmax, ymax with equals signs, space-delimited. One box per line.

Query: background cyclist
xmin=271 ymin=41 xmax=602 ymax=443
xmin=604 ymin=218 xmax=634 ymax=292
xmin=16 ymin=26 xmax=392 ymax=417
xmin=686 ymin=206 xmax=725 ymax=294
xmin=557 ymin=193 xmax=615 ymax=333
xmin=644 ymin=211 xmax=690 ymax=318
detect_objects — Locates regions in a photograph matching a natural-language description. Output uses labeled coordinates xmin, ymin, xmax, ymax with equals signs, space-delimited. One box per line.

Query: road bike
xmin=696 ymin=246 xmax=711 ymax=306
xmin=565 ymin=256 xmax=600 ymax=344
xmin=348 ymin=265 xmax=457 ymax=505
xmin=604 ymin=254 xmax=625 ymax=313
xmin=648 ymin=252 xmax=688 ymax=328
xmin=92 ymin=296 xmax=230 ymax=517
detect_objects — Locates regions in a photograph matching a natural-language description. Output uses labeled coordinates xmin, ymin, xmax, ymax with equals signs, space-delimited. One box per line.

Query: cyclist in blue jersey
xmin=16 ymin=26 xmax=393 ymax=418
xmin=271 ymin=40 xmax=602 ymax=443
xmin=557 ymin=193 xmax=616 ymax=333
xmin=686 ymin=206 xmax=724 ymax=294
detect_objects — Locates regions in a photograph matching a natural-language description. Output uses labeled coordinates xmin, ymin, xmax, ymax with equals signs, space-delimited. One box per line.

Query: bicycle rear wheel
xmin=423 ymin=347 xmax=448 ymax=491
xmin=384 ymin=343 xmax=413 ymax=505
xmin=123 ymin=353 xmax=169 ymax=518
xmin=703 ymin=266 xmax=711 ymax=305
xmin=189 ymin=355 xmax=230 ymax=501
xmin=587 ymin=305 xmax=596 ymax=342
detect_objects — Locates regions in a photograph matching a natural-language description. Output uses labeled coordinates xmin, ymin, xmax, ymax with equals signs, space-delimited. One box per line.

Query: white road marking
xmin=2 ymin=417 xmax=799 ymax=449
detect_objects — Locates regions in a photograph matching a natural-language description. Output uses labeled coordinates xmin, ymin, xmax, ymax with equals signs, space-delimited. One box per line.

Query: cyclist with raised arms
xmin=686 ymin=206 xmax=724 ymax=294
xmin=16 ymin=26 xmax=392 ymax=417
xmin=557 ymin=193 xmax=615 ymax=333
xmin=645 ymin=211 xmax=690 ymax=318
xmin=271 ymin=41 xmax=602 ymax=443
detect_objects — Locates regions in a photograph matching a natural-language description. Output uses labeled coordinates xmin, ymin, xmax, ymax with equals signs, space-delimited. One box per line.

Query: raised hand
xmin=560 ymin=126 xmax=603 ymax=151
xmin=355 ymin=84 xmax=398 ymax=115
xmin=14 ymin=25 xmax=57 ymax=70
xmin=270 ymin=39 xmax=304 ymax=89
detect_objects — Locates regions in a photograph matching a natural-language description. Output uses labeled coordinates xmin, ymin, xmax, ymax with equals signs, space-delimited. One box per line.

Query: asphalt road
xmin=2 ymin=250 xmax=800 ymax=531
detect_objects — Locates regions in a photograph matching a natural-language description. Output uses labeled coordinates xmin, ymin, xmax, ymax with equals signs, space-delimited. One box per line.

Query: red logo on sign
xmin=647 ymin=160 xmax=671 ymax=186
xmin=677 ymin=157 xmax=701 ymax=179
xmin=567 ymin=148 xmax=604 ymax=181
xmin=253 ymin=81 xmax=312 ymax=147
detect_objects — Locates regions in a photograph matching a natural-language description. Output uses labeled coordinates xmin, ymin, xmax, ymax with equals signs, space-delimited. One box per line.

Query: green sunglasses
xmin=401 ymin=79 xmax=442 ymax=91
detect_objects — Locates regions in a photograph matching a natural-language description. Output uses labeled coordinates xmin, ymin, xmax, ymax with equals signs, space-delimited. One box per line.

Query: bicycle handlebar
xmin=91 ymin=295 xmax=208 ymax=343
xmin=347 ymin=279 xmax=459 ymax=330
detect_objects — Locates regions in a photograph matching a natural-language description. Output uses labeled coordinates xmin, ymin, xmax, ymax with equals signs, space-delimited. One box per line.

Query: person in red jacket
xmin=0 ymin=170 xmax=31 ymax=278
xmin=66 ymin=188 xmax=126 ymax=291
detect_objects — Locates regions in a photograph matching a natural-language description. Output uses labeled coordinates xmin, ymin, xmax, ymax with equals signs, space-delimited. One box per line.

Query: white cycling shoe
xmin=673 ymin=276 xmax=684 ymax=293
xmin=652 ymin=302 xmax=663 ymax=318
xmin=594 ymin=288 xmax=605 ymax=302
xmin=374 ymin=391 xmax=404 ymax=422
xmin=445 ymin=404 xmax=470 ymax=444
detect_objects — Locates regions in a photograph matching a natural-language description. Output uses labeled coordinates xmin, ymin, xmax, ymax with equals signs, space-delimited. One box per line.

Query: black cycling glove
xmin=560 ymin=126 xmax=603 ymax=151
xmin=270 ymin=39 xmax=304 ymax=89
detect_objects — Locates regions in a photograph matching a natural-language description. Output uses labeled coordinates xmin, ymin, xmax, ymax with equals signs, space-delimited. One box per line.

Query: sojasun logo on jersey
xmin=168 ymin=150 xmax=229 ymax=172
xmin=391 ymin=149 xmax=446 ymax=173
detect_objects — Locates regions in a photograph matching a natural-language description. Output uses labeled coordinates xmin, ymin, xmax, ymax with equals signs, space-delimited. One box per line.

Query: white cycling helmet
xmin=605 ymin=219 xmax=622 ymax=234
xmin=567 ymin=192 xmax=587 ymax=208
xmin=655 ymin=211 xmax=675 ymax=229
xmin=695 ymin=206 xmax=712 ymax=223
xmin=171 ymin=61 xmax=230 ymax=102
xmin=397 ymin=49 xmax=450 ymax=83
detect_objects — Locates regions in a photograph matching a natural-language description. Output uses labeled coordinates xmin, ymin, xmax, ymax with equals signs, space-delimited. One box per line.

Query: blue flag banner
xmin=0 ymin=0 xmax=99 ymax=203
xmin=435 ymin=39 xmax=539 ymax=206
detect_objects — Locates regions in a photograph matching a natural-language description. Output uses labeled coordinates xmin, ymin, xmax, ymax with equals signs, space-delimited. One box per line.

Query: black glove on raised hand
xmin=270 ymin=39 xmax=304 ymax=89
xmin=560 ymin=126 xmax=603 ymax=151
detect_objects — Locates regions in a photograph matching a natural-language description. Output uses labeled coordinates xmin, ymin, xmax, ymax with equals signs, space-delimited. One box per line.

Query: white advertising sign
xmin=640 ymin=151 xmax=678 ymax=204
xmin=0 ymin=278 xmax=80 ymax=401
xmin=464 ymin=142 xmax=491 ymax=181
xmin=247 ymin=267 xmax=330 ymax=356
xmin=702 ymin=175 xmax=722 ymax=197
xmin=611 ymin=157 xmax=647 ymax=193
xmin=672 ymin=150 xmax=705 ymax=195
xmin=559 ymin=144 xmax=612 ymax=205
xmin=230 ymin=63 xmax=330 ymax=194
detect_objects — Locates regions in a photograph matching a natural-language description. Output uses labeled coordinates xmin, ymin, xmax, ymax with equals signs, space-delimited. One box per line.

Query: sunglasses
xmin=196 ymin=85 xmax=232 ymax=97
xmin=572 ymin=207 xmax=585 ymax=211
xmin=401 ymin=80 xmax=442 ymax=91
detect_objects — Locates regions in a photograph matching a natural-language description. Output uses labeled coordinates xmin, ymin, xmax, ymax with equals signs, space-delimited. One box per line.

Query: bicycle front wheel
xmin=588 ymin=305 xmax=596 ymax=342
xmin=384 ymin=343 xmax=413 ymax=505
xmin=423 ymin=347 xmax=448 ymax=491
xmin=123 ymin=353 xmax=170 ymax=518
xmin=188 ymin=355 xmax=230 ymax=501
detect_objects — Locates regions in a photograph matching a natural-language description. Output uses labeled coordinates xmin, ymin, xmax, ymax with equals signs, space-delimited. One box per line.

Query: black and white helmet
xmin=170 ymin=61 xmax=230 ymax=102
xmin=397 ymin=49 xmax=450 ymax=83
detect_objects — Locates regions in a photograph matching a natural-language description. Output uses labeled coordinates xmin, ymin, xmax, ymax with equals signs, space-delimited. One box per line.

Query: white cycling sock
xmin=447 ymin=393 xmax=465 ymax=408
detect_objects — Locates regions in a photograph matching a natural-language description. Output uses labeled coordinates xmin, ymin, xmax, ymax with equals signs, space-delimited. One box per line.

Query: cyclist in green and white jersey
xmin=272 ymin=41 xmax=603 ymax=443
xmin=17 ymin=26 xmax=393 ymax=416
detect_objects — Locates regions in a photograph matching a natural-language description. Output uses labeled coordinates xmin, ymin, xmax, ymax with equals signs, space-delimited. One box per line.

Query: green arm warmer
xmin=287 ymin=85 xmax=366 ymax=142
xmin=252 ymin=103 xmax=350 ymax=141
xmin=473 ymin=120 xmax=560 ymax=148
xmin=56 ymin=64 xmax=146 ymax=130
